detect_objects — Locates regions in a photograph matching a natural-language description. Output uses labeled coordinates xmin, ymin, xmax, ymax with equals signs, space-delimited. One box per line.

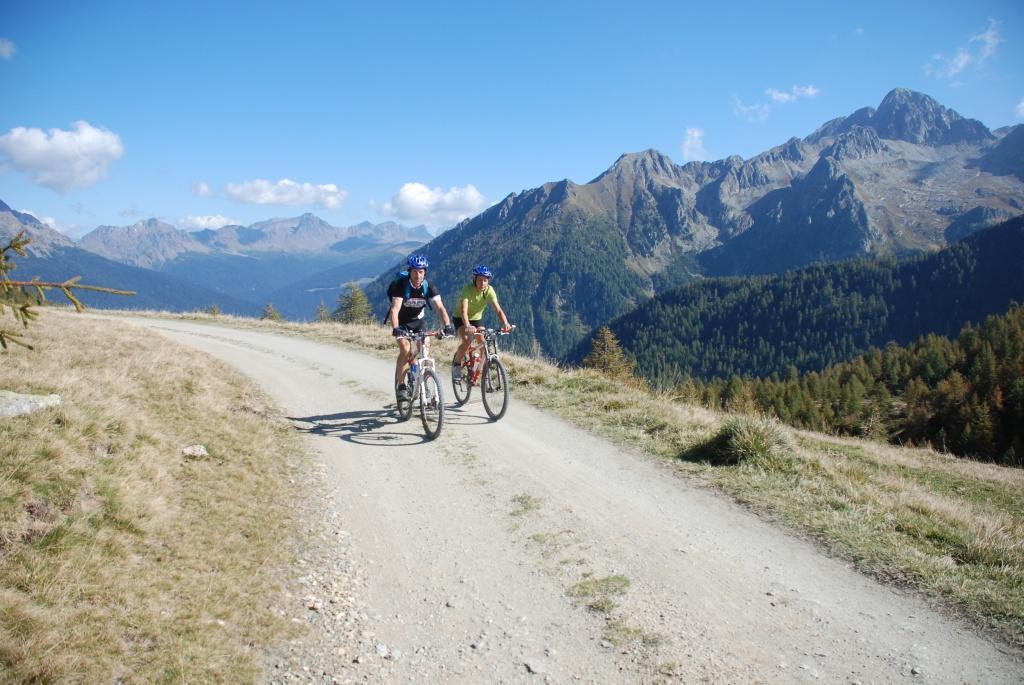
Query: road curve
xmin=125 ymin=317 xmax=1023 ymax=684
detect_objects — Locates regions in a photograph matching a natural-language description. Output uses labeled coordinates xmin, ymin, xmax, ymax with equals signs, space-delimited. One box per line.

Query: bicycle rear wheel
xmin=419 ymin=369 xmax=444 ymax=440
xmin=451 ymin=353 xmax=472 ymax=406
xmin=481 ymin=358 xmax=509 ymax=421
xmin=396 ymin=370 xmax=415 ymax=421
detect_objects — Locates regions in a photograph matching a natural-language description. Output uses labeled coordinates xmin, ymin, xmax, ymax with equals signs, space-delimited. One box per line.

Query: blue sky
xmin=1 ymin=1 xmax=1021 ymax=238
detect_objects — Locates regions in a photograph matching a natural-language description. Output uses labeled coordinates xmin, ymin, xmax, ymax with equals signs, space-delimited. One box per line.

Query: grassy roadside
xmin=0 ymin=310 xmax=308 ymax=683
xmin=94 ymin=309 xmax=1024 ymax=645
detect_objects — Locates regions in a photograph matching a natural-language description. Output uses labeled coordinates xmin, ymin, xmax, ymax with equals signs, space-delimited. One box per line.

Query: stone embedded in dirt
xmin=375 ymin=643 xmax=389 ymax=658
xmin=524 ymin=660 xmax=547 ymax=674
xmin=0 ymin=390 xmax=61 ymax=418
xmin=180 ymin=444 xmax=209 ymax=459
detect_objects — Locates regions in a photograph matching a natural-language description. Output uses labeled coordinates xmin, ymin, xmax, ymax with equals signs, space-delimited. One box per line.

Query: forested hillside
xmin=592 ymin=216 xmax=1024 ymax=383
xmin=685 ymin=305 xmax=1024 ymax=464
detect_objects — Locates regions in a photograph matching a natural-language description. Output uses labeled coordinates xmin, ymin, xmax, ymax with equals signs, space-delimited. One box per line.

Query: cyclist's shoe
xmin=396 ymin=383 xmax=411 ymax=401
xmin=452 ymin=355 xmax=469 ymax=383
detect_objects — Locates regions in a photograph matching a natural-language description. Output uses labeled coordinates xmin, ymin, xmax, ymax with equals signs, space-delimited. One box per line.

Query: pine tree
xmin=333 ymin=284 xmax=371 ymax=323
xmin=260 ymin=302 xmax=282 ymax=322
xmin=1 ymin=231 xmax=133 ymax=350
xmin=583 ymin=326 xmax=638 ymax=385
xmin=314 ymin=300 xmax=330 ymax=322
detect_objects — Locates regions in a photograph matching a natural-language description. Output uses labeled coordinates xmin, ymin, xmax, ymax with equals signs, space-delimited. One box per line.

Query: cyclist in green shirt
xmin=451 ymin=265 xmax=512 ymax=370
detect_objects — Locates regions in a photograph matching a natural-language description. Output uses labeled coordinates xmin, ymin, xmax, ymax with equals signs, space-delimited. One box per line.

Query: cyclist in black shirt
xmin=387 ymin=254 xmax=454 ymax=400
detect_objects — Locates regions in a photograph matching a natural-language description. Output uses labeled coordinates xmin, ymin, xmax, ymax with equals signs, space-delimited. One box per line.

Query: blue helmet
xmin=407 ymin=254 xmax=429 ymax=269
xmin=472 ymin=265 xmax=493 ymax=278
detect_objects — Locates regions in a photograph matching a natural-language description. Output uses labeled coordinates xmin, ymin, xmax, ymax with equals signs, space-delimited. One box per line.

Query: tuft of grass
xmin=602 ymin=619 xmax=664 ymax=647
xmin=686 ymin=415 xmax=794 ymax=471
xmin=567 ymin=574 xmax=630 ymax=613
xmin=0 ymin=310 xmax=308 ymax=682
xmin=510 ymin=493 xmax=543 ymax=517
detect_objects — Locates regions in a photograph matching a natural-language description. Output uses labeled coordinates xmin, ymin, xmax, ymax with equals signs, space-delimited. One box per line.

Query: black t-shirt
xmin=388 ymin=277 xmax=439 ymax=325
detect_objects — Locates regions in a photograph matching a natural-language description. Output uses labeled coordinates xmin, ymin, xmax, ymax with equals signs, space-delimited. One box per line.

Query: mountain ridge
xmin=370 ymin=87 xmax=1024 ymax=360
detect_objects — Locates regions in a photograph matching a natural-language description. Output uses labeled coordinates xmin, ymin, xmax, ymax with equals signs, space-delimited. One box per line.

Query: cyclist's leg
xmin=453 ymin=317 xmax=472 ymax=362
xmin=395 ymin=337 xmax=412 ymax=388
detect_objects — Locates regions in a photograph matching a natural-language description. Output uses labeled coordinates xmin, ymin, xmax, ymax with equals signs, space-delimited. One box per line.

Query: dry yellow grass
xmin=0 ymin=310 xmax=306 ymax=683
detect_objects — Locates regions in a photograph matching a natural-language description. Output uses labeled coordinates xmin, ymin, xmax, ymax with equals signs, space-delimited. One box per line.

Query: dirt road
xmin=128 ymin=318 xmax=1022 ymax=684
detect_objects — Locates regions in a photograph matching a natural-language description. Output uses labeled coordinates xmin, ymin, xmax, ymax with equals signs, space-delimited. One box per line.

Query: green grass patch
xmin=510 ymin=493 xmax=543 ymax=517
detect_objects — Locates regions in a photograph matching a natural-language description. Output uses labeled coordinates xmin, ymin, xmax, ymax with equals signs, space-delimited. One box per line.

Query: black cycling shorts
xmin=453 ymin=317 xmax=482 ymax=329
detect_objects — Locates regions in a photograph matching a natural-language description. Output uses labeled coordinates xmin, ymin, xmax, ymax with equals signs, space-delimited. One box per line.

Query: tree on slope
xmin=583 ymin=325 xmax=639 ymax=385
xmin=333 ymin=284 xmax=372 ymax=323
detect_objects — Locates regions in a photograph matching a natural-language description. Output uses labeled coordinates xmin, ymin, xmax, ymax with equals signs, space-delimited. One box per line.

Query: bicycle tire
xmin=451 ymin=353 xmax=472 ymax=406
xmin=396 ymin=370 xmax=416 ymax=421
xmin=481 ymin=358 xmax=509 ymax=421
xmin=419 ymin=368 xmax=444 ymax=440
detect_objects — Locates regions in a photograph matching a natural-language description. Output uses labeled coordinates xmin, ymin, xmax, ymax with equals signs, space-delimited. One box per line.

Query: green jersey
xmin=456 ymin=283 xmax=498 ymax=321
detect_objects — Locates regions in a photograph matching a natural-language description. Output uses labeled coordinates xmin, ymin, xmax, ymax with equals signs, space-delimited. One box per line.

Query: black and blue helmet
xmin=472 ymin=265 xmax=492 ymax=278
xmin=407 ymin=254 xmax=429 ymax=269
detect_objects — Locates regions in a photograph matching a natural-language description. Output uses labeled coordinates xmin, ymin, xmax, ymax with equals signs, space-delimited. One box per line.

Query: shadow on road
xmin=288 ymin=407 xmax=429 ymax=446
xmin=441 ymin=405 xmax=492 ymax=426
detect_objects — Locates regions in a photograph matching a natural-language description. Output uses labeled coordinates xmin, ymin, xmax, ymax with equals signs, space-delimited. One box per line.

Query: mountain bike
xmin=451 ymin=326 xmax=515 ymax=420
xmin=395 ymin=329 xmax=445 ymax=440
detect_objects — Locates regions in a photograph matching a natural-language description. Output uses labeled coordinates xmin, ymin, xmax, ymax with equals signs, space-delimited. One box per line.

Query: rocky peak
xmin=0 ymin=201 xmax=75 ymax=255
xmin=597 ymin=149 xmax=681 ymax=185
xmin=822 ymin=126 xmax=889 ymax=161
xmin=872 ymin=88 xmax=992 ymax=146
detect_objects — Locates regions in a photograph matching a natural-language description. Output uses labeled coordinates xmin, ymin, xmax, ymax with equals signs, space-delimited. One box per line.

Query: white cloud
xmin=766 ymin=85 xmax=819 ymax=104
xmin=0 ymin=38 xmax=14 ymax=60
xmin=926 ymin=19 xmax=1001 ymax=80
xmin=733 ymin=96 xmax=770 ymax=122
xmin=1016 ymin=98 xmax=1024 ymax=120
xmin=20 ymin=209 xmax=60 ymax=231
xmin=381 ymin=182 xmax=487 ymax=226
xmin=193 ymin=180 xmax=213 ymax=197
xmin=0 ymin=120 xmax=124 ymax=192
xmin=225 ymin=178 xmax=347 ymax=209
xmin=179 ymin=214 xmax=237 ymax=230
xmin=681 ymin=128 xmax=707 ymax=162
xmin=971 ymin=19 xmax=1001 ymax=61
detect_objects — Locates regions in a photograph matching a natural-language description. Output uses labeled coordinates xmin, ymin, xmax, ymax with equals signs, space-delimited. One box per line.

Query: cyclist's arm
xmin=431 ymin=295 xmax=452 ymax=327
xmin=459 ymin=297 xmax=470 ymax=327
xmin=491 ymin=296 xmax=511 ymax=330
xmin=388 ymin=297 xmax=403 ymax=329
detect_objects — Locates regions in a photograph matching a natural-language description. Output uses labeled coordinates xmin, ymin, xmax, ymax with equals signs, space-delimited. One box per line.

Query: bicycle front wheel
xmin=451 ymin=353 xmax=472 ymax=406
xmin=481 ymin=358 xmax=509 ymax=421
xmin=419 ymin=369 xmax=445 ymax=440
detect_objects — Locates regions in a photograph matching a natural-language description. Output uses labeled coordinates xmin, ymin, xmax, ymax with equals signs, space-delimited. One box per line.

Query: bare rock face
xmin=79 ymin=218 xmax=212 ymax=268
xmin=0 ymin=200 xmax=75 ymax=256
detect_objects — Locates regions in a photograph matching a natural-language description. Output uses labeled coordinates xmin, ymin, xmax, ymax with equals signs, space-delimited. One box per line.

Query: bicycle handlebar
xmin=395 ymin=330 xmax=443 ymax=340
xmin=470 ymin=324 xmax=516 ymax=336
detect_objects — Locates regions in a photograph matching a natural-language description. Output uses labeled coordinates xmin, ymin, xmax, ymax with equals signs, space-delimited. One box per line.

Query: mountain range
xmin=4 ymin=87 xmax=1022 ymax=366
xmin=1 ymin=204 xmax=431 ymax=319
xmin=369 ymin=88 xmax=1024 ymax=359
